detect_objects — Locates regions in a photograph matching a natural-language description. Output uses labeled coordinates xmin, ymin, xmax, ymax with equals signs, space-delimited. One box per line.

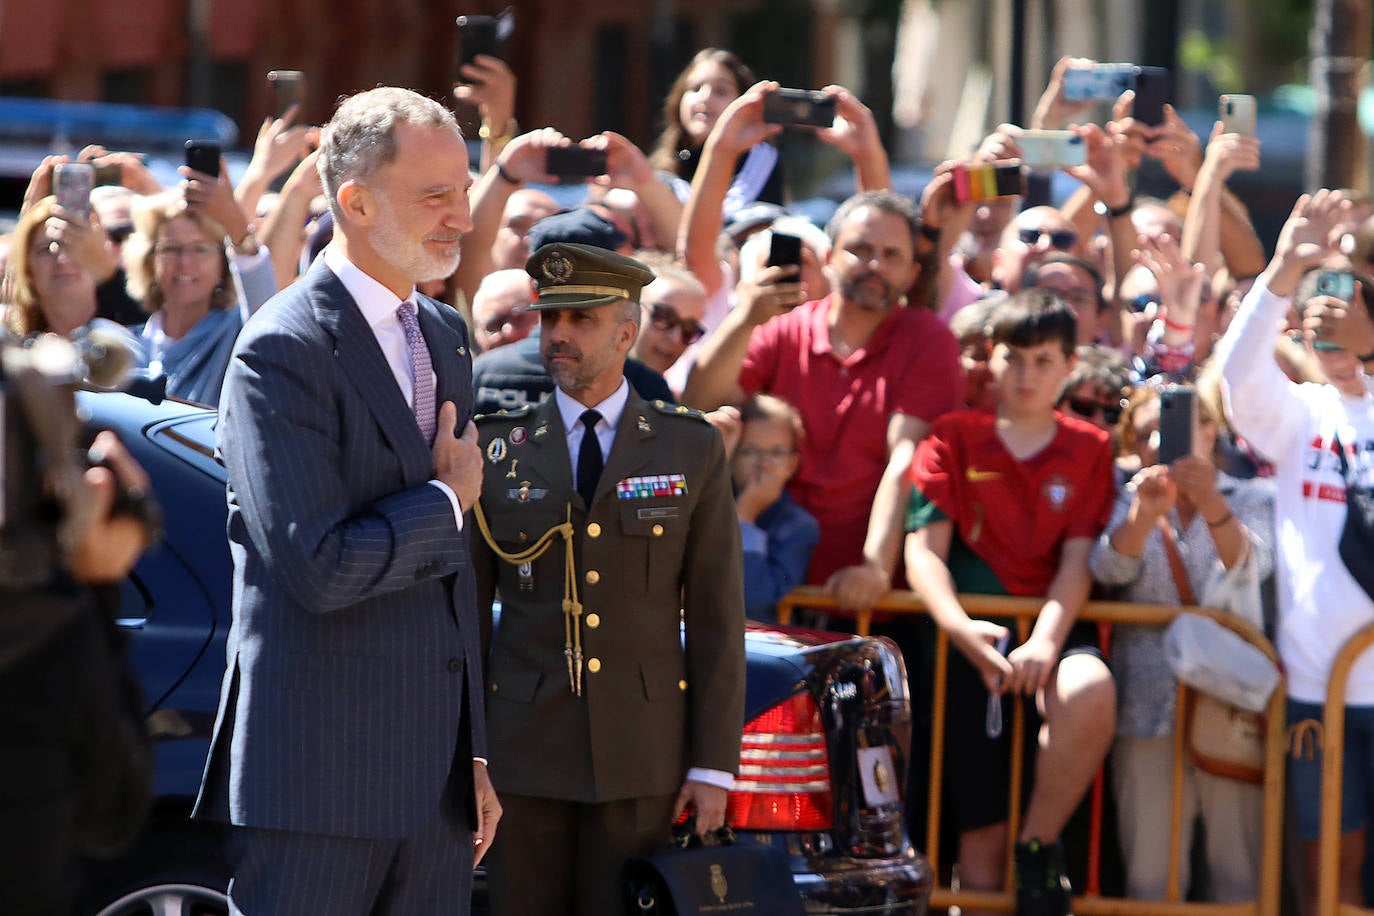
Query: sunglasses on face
xmin=646 ymin=303 xmax=705 ymax=344
xmin=1017 ymin=227 xmax=1078 ymax=251
xmin=1066 ymin=396 xmax=1123 ymax=426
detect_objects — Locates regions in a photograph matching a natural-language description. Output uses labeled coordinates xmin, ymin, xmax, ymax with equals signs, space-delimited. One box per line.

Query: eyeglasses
xmin=1066 ymin=396 xmax=1123 ymax=425
xmin=1017 ymin=227 xmax=1078 ymax=251
xmin=646 ymin=303 xmax=705 ymax=344
xmin=1127 ymin=293 xmax=1160 ymax=314
xmin=736 ymin=446 xmax=795 ymax=462
xmin=154 ymin=243 xmax=219 ymax=261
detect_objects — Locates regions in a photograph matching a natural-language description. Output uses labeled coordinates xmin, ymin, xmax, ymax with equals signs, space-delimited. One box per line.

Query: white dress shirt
xmin=324 ymin=244 xmax=462 ymax=529
xmin=553 ymin=380 xmax=734 ymax=792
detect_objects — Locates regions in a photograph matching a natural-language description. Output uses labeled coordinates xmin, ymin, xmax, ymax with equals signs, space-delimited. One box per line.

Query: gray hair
xmin=318 ymin=87 xmax=461 ymax=218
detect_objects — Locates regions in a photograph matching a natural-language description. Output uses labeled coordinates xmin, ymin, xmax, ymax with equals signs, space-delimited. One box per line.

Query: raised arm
xmin=452 ymin=128 xmax=566 ymax=305
xmin=679 ymin=80 xmax=782 ymax=297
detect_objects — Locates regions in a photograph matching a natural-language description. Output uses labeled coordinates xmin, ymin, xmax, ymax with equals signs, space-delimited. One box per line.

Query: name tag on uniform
xmin=617 ymin=474 xmax=688 ymax=499
xmin=637 ymin=507 xmax=680 ymax=520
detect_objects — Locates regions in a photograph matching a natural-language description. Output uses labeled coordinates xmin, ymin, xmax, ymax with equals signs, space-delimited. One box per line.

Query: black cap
xmin=525 ymin=243 xmax=655 ymax=310
xmin=525 ymin=207 xmax=626 ymax=253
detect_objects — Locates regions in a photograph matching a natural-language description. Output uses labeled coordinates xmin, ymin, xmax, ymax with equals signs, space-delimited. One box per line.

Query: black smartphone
xmin=544 ymin=146 xmax=607 ymax=180
xmin=766 ymin=232 xmax=802 ymax=270
xmin=52 ymin=162 xmax=94 ymax=220
xmin=456 ymin=14 xmax=503 ymax=81
xmin=184 ymin=140 xmax=221 ymax=177
xmin=1157 ymin=385 xmax=1196 ymax=466
xmin=268 ymin=70 xmax=305 ymax=118
xmin=93 ymin=161 xmax=123 ymax=187
xmin=762 ymin=88 xmax=836 ymax=128
xmin=1132 ymin=66 xmax=1172 ymax=126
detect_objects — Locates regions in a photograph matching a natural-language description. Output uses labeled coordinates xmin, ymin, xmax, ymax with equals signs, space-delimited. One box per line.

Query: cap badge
xmin=542 ymin=251 xmax=574 ymax=284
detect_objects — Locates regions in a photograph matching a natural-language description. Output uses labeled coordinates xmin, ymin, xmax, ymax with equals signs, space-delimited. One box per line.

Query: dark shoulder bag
xmin=1334 ymin=435 xmax=1374 ymax=602
xmin=623 ymin=825 xmax=805 ymax=916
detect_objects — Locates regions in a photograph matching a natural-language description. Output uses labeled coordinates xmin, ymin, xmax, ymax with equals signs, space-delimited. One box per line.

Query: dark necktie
xmin=577 ymin=409 xmax=603 ymax=507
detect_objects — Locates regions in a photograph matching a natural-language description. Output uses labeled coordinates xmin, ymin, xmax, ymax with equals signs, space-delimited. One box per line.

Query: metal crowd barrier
xmin=1317 ymin=621 xmax=1374 ymax=916
xmin=776 ymin=586 xmax=1286 ymax=916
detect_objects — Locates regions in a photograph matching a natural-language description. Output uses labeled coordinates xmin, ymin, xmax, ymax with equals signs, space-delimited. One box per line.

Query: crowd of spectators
xmin=7 ymin=44 xmax=1374 ymax=916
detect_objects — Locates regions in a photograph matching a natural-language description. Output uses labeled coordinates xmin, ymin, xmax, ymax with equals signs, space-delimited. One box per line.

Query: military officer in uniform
xmin=472 ymin=242 xmax=745 ymax=916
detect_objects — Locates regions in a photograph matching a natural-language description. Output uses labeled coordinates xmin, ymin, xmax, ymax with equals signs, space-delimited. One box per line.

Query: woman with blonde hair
xmin=123 ymin=188 xmax=276 ymax=405
xmin=2 ymin=195 xmax=145 ymax=376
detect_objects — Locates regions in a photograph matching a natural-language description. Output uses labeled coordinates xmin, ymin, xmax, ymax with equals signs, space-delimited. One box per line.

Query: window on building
xmin=102 ymin=69 xmax=151 ymax=105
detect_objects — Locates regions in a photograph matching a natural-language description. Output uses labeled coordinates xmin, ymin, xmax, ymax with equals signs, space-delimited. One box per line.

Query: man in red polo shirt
xmin=685 ymin=189 xmax=963 ymax=606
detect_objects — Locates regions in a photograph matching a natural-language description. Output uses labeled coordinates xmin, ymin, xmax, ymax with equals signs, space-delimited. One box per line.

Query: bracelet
xmin=495 ymin=162 xmax=521 ymax=185
xmin=1162 ymin=317 xmax=1194 ymax=332
xmin=1106 ymin=192 xmax=1136 ymax=219
xmin=1206 ymin=510 xmax=1234 ymax=528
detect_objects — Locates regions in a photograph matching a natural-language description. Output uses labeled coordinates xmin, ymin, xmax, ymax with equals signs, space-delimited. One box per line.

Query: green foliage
xmin=1179 ymin=30 xmax=1242 ymax=92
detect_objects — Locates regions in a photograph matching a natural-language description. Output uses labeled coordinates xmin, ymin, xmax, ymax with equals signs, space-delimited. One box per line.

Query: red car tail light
xmin=726 ymin=690 xmax=833 ymax=831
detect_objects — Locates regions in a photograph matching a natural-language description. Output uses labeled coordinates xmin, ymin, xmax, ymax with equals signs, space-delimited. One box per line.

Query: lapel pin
xmin=486 ymin=438 xmax=507 ymax=463
xmin=510 ymin=426 xmax=528 ymax=445
xmin=506 ymin=458 xmax=520 ymax=479
xmin=457 ymin=346 xmax=467 ymax=356
xmin=534 ymin=422 xmax=548 ymax=439
xmin=637 ymin=415 xmax=651 ymax=433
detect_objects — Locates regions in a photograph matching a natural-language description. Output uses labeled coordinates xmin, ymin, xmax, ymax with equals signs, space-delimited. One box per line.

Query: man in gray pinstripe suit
xmin=194 ymin=87 xmax=501 ymax=915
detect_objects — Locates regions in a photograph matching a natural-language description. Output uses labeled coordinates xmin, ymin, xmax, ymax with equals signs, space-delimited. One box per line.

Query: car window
xmin=149 ymin=414 xmax=225 ymax=482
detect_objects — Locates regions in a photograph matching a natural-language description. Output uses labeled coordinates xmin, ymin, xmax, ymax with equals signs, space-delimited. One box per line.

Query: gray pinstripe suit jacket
xmin=193 ymin=258 xmax=487 ymax=839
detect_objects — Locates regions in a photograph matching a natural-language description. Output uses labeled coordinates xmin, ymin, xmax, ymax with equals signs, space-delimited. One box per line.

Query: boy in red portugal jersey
xmin=904 ymin=289 xmax=1117 ymax=916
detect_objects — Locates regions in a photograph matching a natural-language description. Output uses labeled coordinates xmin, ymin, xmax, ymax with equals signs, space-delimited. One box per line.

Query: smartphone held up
xmin=52 ymin=162 xmax=94 ymax=221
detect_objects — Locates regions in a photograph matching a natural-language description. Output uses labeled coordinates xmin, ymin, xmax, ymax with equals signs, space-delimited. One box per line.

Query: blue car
xmin=79 ymin=390 xmax=932 ymax=916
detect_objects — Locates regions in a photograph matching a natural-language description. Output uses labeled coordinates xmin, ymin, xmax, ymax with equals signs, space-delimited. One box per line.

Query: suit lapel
xmin=525 ymin=397 xmax=575 ymax=497
xmin=307 ymin=261 xmax=431 ymax=479
xmin=595 ymin=391 xmax=660 ymax=505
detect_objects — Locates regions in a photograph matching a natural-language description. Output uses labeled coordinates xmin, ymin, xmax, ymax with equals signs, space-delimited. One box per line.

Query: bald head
xmin=492 ymin=189 xmax=560 ymax=270
xmin=472 ymin=268 xmax=537 ymax=352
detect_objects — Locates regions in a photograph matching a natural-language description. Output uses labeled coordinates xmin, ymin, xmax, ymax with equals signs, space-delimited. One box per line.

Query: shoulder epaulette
xmin=475 ymin=403 xmax=536 ymax=423
xmin=648 ymin=399 xmax=709 ymax=423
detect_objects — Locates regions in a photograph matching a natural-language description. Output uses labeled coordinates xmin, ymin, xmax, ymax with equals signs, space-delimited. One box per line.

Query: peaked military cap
xmin=525 ymin=242 xmax=656 ymax=310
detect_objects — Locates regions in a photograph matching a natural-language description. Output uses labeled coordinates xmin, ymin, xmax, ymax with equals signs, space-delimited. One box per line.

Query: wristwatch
xmin=479 ymin=117 xmax=519 ymax=154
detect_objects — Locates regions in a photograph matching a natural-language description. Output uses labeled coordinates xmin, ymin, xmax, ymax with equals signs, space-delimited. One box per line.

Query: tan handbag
xmin=1160 ymin=519 xmax=1265 ymax=784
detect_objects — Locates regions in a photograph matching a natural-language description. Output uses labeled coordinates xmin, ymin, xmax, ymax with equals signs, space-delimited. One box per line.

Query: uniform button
xmin=678 ymin=679 xmax=688 ymax=691
xmin=587 ymin=657 xmax=602 ymax=673
xmin=587 ymin=523 xmax=602 ymax=538
xmin=448 ymin=658 xmax=463 ymax=673
xmin=585 ymin=613 xmax=601 ymax=629
xmin=585 ymin=569 xmax=600 ymax=585
xmin=491 ymin=682 xmax=500 ymax=693
xmin=518 ymin=531 xmax=529 ymax=544
xmin=651 ymin=524 xmax=664 ymax=537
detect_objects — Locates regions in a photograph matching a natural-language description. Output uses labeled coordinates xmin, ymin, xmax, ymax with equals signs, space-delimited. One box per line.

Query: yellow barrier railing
xmin=776 ymin=586 xmax=1286 ymax=916
xmin=1318 ymin=622 xmax=1374 ymax=916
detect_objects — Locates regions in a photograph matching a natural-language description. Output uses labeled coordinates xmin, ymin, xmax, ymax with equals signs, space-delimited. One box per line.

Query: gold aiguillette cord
xmin=474 ymin=502 xmax=585 ymax=696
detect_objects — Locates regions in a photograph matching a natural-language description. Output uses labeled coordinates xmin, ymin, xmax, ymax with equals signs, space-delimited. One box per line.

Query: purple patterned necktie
xmin=397 ymin=300 xmax=436 ymax=444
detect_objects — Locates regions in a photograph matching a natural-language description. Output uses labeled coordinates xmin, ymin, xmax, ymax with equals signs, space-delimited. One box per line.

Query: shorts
xmin=894 ymin=616 xmax=1108 ymax=838
xmin=1286 ymin=699 xmax=1374 ymax=841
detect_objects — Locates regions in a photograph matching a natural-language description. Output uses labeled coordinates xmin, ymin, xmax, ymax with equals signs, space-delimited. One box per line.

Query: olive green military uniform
xmin=472 ymin=244 xmax=746 ymax=916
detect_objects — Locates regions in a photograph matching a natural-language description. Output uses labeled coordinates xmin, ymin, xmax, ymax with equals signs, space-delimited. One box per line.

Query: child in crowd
xmin=732 ymin=395 xmax=819 ymax=622
xmin=904 ymin=289 xmax=1117 ymax=916
xmin=1216 ymin=190 xmax=1374 ymax=914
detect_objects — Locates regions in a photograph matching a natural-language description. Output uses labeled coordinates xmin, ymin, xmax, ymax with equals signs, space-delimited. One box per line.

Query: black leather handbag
xmin=622 ymin=825 xmax=806 ymax=916
xmin=1335 ymin=436 xmax=1374 ymax=602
